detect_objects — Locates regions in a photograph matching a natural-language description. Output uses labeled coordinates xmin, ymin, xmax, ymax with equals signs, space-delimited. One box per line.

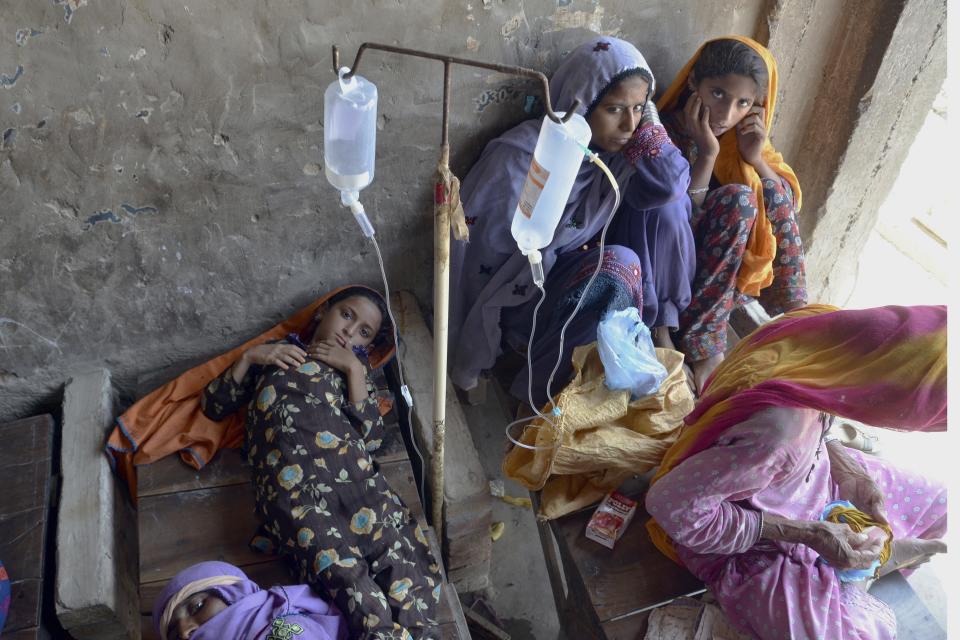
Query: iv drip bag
xmin=510 ymin=112 xmax=592 ymax=255
xmin=324 ymin=67 xmax=378 ymax=194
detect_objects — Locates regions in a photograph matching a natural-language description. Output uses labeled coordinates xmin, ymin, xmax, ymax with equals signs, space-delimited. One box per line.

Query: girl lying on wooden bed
xmin=197 ymin=286 xmax=441 ymax=640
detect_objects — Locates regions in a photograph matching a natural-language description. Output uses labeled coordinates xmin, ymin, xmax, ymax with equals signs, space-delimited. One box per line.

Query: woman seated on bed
xmin=200 ymin=286 xmax=442 ymax=640
xmin=645 ymin=304 xmax=948 ymax=639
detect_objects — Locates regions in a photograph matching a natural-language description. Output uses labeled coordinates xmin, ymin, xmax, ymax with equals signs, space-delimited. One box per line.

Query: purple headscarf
xmin=449 ymin=36 xmax=655 ymax=391
xmin=152 ymin=561 xmax=346 ymax=640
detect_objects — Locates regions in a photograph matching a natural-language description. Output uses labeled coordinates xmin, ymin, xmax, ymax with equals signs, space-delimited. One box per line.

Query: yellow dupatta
xmin=657 ymin=36 xmax=802 ymax=296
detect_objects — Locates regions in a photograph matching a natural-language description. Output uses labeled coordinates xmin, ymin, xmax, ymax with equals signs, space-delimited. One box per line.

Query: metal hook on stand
xmin=331 ymin=43 xmax=579 ymax=132
xmin=327 ymin=41 xmax=579 ymax=548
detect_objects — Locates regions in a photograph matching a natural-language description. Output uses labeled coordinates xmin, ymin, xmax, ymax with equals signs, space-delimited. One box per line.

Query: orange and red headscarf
xmin=657 ymin=36 xmax=802 ymax=296
xmin=106 ymin=285 xmax=395 ymax=499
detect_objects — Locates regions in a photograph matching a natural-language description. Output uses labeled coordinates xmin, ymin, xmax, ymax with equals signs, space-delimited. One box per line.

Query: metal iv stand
xmin=330 ymin=42 xmax=579 ymax=547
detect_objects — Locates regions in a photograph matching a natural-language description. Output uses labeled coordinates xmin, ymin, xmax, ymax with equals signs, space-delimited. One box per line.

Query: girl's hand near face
xmin=736 ymin=107 xmax=770 ymax=166
xmin=736 ymin=106 xmax=780 ymax=180
xmin=679 ymin=93 xmax=720 ymax=159
xmin=243 ymin=343 xmax=307 ymax=370
xmin=311 ymin=340 xmax=364 ymax=377
xmin=312 ymin=340 xmax=370 ymax=404
xmin=232 ymin=343 xmax=306 ymax=383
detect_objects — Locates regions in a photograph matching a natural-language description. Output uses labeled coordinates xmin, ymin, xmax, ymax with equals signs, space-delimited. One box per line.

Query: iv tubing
xmin=369 ymin=233 xmax=428 ymax=502
xmin=545 ymin=150 xmax=620 ymax=405
xmin=343 ymin=192 xmax=428 ymax=502
xmin=504 ymin=283 xmax=557 ymax=451
xmin=505 ymin=149 xmax=621 ymax=451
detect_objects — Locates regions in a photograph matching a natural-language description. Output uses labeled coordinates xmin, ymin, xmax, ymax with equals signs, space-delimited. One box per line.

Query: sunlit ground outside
xmin=839 ymin=82 xmax=948 ymax=632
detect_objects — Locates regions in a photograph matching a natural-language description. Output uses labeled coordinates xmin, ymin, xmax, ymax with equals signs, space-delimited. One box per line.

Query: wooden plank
xmin=381 ymin=458 xmax=426 ymax=526
xmin=138 ymin=483 xmax=264 ymax=585
xmin=3 ymin=579 xmax=42 ymax=635
xmin=729 ymin=300 xmax=770 ymax=339
xmin=0 ymin=506 xmax=46 ymax=582
xmin=600 ymin=610 xmax=650 ymax=640
xmin=4 ymin=627 xmax=42 ymax=640
xmin=391 ymin=290 xmax=492 ymax=593
xmin=0 ymin=415 xmax=53 ymax=634
xmin=137 ymin=468 xmax=430 ymax=588
xmin=549 ymin=479 xmax=703 ymax=624
xmin=529 ymin=491 xmax=572 ymax=622
xmin=58 ymin=370 xmax=140 ymax=638
xmin=138 ymin=421 xmax=406 ymax=498
xmin=870 ymin=571 xmax=946 ymax=640
xmin=137 ymin=449 xmax=248 ymax=498
xmin=0 ymin=414 xmax=53 ymax=469
xmin=375 ymin=418 xmax=409 ymax=465
xmin=140 ymin=616 xmax=159 ymax=640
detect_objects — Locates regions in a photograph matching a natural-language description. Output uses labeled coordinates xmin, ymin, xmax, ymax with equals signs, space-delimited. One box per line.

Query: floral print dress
xmin=201 ymin=343 xmax=442 ymax=640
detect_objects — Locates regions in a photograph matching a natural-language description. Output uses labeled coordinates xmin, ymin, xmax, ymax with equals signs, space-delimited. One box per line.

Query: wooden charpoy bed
xmin=132 ymin=363 xmax=469 ymax=639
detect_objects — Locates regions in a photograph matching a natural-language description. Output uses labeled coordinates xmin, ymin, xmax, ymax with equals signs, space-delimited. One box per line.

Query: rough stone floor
xmin=459 ymin=382 xmax=562 ymax=640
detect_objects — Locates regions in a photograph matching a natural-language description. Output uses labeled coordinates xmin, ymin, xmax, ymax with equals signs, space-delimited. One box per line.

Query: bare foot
xmin=877 ymin=537 xmax=947 ymax=578
xmin=651 ymin=326 xmax=676 ymax=350
xmin=691 ymin=354 xmax=725 ymax=394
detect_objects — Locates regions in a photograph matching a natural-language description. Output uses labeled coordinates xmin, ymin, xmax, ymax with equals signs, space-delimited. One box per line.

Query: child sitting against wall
xmin=201 ymin=285 xmax=441 ymax=640
xmin=658 ymin=37 xmax=807 ymax=393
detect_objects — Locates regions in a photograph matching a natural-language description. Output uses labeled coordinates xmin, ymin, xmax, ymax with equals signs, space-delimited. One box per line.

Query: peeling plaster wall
xmin=1 ymin=0 xmax=766 ymax=417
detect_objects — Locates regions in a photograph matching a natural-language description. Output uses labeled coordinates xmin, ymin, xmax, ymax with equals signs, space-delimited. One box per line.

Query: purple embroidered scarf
xmin=449 ymin=36 xmax=655 ymax=390
xmin=152 ymin=561 xmax=346 ymax=640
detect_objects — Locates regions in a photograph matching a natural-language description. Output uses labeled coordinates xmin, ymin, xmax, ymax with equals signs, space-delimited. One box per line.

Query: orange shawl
xmin=106 ymin=285 xmax=395 ymax=499
xmin=657 ymin=35 xmax=802 ymax=296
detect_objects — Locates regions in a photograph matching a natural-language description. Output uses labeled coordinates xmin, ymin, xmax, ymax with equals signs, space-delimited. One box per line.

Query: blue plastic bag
xmin=596 ymin=307 xmax=667 ymax=399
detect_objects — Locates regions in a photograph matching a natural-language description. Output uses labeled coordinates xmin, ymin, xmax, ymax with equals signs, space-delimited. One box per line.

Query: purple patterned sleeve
xmin=620 ymin=124 xmax=691 ymax=211
xmin=645 ymin=434 xmax=787 ymax=555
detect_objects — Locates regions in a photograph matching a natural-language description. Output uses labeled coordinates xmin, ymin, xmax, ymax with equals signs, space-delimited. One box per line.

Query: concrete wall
xmin=0 ymin=0 xmax=946 ymax=418
xmin=777 ymin=0 xmax=947 ymax=304
xmin=0 ymin=0 xmax=766 ymax=417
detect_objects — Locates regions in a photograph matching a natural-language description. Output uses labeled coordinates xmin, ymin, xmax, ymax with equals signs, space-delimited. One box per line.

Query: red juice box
xmin=585 ymin=491 xmax=637 ymax=549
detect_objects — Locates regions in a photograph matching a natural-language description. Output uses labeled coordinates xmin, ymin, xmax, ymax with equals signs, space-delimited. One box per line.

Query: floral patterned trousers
xmin=676 ymin=179 xmax=808 ymax=361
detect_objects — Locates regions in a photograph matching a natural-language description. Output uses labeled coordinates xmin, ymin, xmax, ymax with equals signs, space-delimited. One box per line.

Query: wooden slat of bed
xmin=138 ymin=457 xmax=427 ymax=583
xmin=0 ymin=415 xmax=54 ymax=636
xmin=137 ymin=418 xmax=408 ymax=498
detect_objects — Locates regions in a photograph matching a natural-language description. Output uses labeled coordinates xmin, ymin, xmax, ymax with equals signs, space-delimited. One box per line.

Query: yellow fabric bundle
xmin=824 ymin=504 xmax=893 ymax=575
xmin=502 ymin=343 xmax=694 ymax=520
